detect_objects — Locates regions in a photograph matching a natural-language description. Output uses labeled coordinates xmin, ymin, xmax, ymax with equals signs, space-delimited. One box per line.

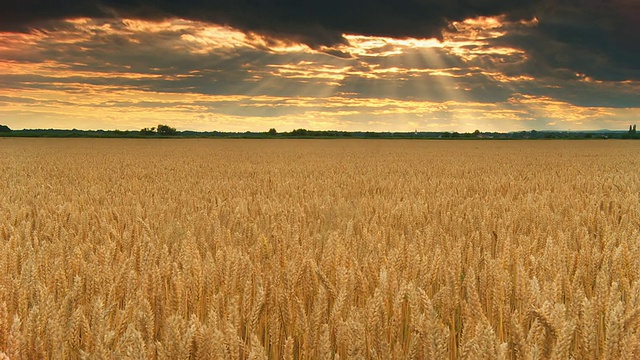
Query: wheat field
xmin=1 ymin=138 xmax=639 ymax=359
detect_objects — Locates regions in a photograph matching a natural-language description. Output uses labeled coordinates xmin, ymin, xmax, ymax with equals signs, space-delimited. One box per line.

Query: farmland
xmin=1 ymin=138 xmax=639 ymax=359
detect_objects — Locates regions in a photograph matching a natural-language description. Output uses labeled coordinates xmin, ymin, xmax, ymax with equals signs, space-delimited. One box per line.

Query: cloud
xmin=494 ymin=0 xmax=640 ymax=81
xmin=4 ymin=0 xmax=636 ymax=83
xmin=1 ymin=7 xmax=639 ymax=132
xmin=4 ymin=0 xmax=638 ymax=82
xmin=2 ymin=0 xmax=539 ymax=46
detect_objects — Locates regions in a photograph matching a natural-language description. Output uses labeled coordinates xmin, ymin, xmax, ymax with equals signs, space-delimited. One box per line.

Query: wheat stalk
xmin=1 ymin=139 xmax=639 ymax=359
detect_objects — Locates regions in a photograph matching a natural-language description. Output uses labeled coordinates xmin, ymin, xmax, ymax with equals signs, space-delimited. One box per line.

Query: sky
xmin=0 ymin=0 xmax=639 ymax=132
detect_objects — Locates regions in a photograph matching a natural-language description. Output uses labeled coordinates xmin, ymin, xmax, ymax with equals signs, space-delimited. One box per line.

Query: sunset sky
xmin=1 ymin=0 xmax=638 ymax=132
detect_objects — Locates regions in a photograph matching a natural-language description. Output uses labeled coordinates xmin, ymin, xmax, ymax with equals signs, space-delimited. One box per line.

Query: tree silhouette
xmin=157 ymin=124 xmax=177 ymax=135
xmin=140 ymin=127 xmax=156 ymax=135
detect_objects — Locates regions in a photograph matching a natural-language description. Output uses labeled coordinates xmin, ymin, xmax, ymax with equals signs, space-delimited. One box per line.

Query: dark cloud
xmin=3 ymin=0 xmax=637 ymax=82
xmin=3 ymin=0 xmax=539 ymax=46
xmin=3 ymin=0 xmax=639 ymax=118
xmin=1 ymin=1 xmax=103 ymax=32
xmin=494 ymin=0 xmax=640 ymax=80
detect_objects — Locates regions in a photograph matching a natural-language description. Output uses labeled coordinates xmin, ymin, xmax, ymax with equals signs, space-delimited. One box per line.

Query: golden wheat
xmin=1 ymin=138 xmax=639 ymax=359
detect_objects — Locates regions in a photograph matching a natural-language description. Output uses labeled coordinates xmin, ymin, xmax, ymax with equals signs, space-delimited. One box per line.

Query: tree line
xmin=2 ymin=123 xmax=640 ymax=139
xmin=140 ymin=124 xmax=177 ymax=135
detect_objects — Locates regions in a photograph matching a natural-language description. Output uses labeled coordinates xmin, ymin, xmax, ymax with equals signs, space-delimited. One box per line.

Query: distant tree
xmin=634 ymin=124 xmax=637 ymax=134
xmin=630 ymin=125 xmax=634 ymax=134
xmin=473 ymin=129 xmax=480 ymax=137
xmin=140 ymin=127 xmax=156 ymax=135
xmin=268 ymin=128 xmax=277 ymax=135
xmin=0 ymin=124 xmax=11 ymax=132
xmin=157 ymin=124 xmax=177 ymax=135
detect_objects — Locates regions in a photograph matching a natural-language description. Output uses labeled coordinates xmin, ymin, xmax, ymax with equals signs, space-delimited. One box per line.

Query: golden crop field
xmin=1 ymin=138 xmax=639 ymax=359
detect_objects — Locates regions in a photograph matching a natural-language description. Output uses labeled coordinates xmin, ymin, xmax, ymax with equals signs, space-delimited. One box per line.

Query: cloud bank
xmin=3 ymin=0 xmax=638 ymax=80
xmin=0 ymin=0 xmax=638 ymax=131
